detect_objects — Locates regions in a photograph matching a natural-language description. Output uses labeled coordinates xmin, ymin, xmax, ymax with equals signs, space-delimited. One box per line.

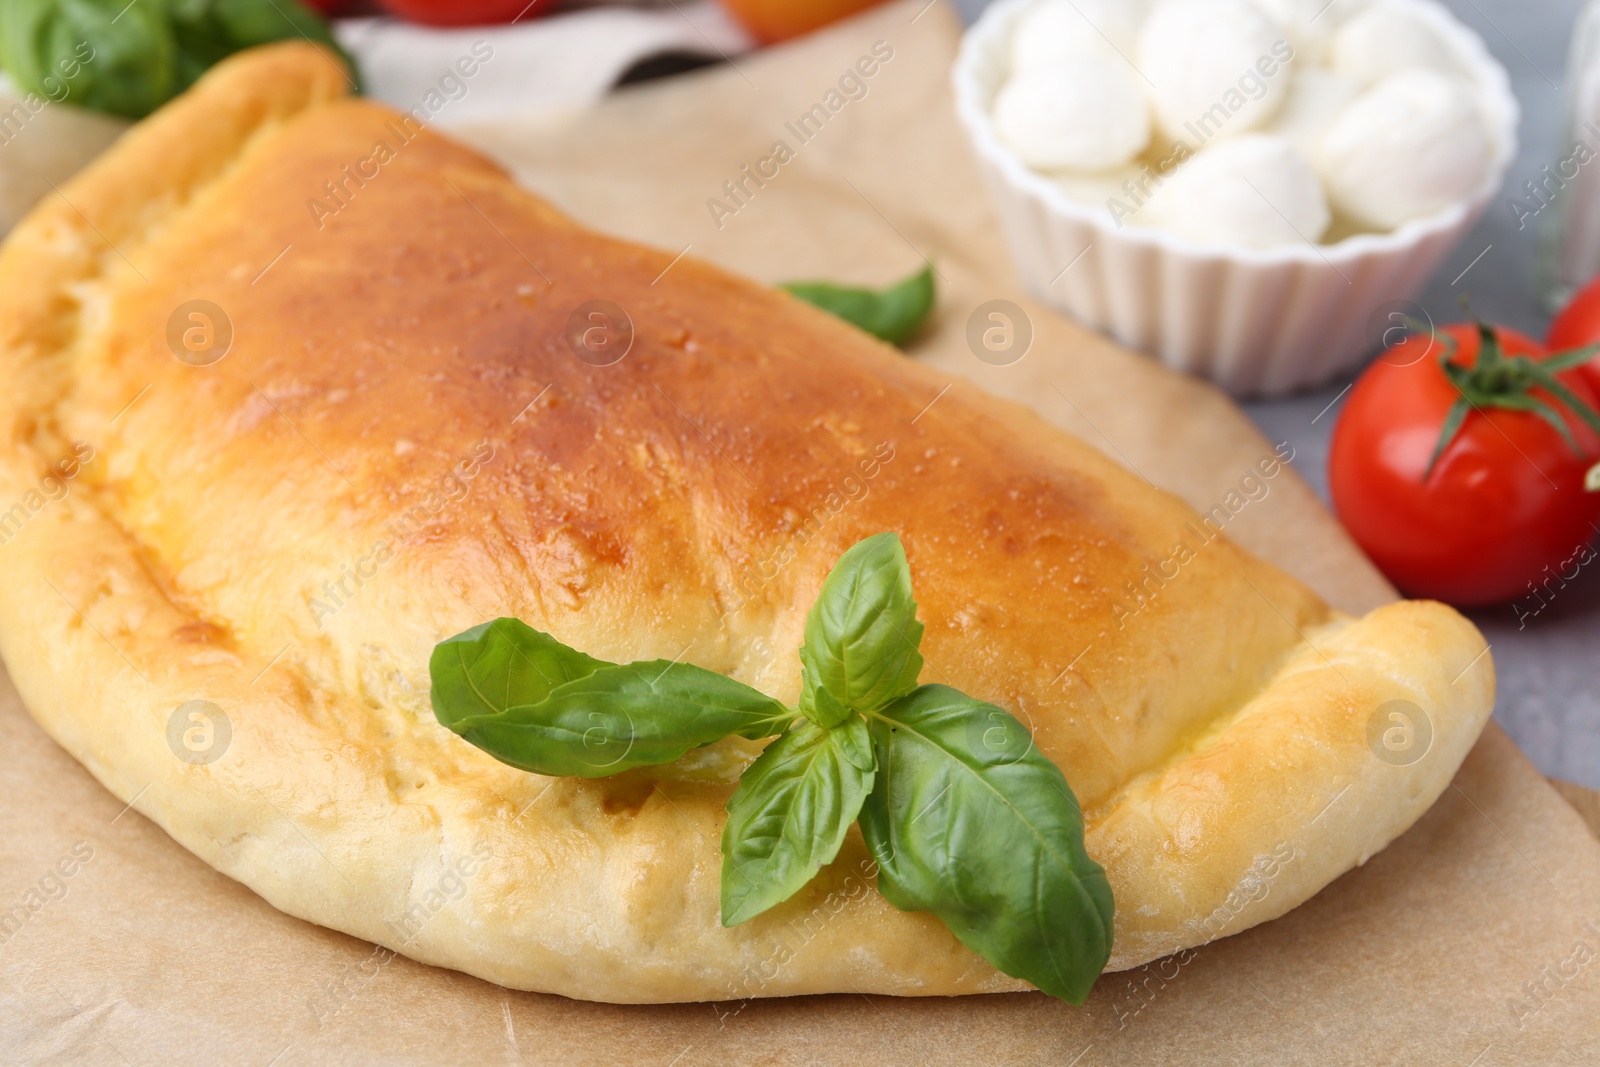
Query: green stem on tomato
xmin=1420 ymin=317 xmax=1600 ymax=483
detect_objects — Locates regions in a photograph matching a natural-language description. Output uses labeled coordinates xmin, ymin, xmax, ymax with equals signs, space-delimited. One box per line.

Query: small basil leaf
xmin=799 ymin=531 xmax=923 ymax=723
xmin=448 ymin=660 xmax=793 ymax=778
xmin=801 ymin=680 xmax=854 ymax=730
xmin=781 ymin=264 xmax=935 ymax=346
xmin=721 ymin=716 xmax=875 ymax=926
xmin=429 ymin=618 xmax=610 ymax=732
xmin=858 ymin=685 xmax=1113 ymax=1005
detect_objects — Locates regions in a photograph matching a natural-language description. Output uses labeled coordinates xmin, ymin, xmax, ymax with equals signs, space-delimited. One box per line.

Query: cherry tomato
xmin=377 ymin=0 xmax=548 ymax=26
xmin=1329 ymin=323 xmax=1600 ymax=607
xmin=717 ymin=0 xmax=890 ymax=44
xmin=1547 ymin=273 xmax=1600 ymax=396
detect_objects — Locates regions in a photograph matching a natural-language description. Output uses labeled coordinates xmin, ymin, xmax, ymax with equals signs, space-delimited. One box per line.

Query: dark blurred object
xmin=617 ymin=50 xmax=722 ymax=85
xmin=716 ymin=0 xmax=891 ymax=43
xmin=375 ymin=0 xmax=553 ymax=25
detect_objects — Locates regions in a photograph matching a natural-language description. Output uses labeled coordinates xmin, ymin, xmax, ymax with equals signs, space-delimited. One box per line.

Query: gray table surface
xmin=956 ymin=0 xmax=1600 ymax=789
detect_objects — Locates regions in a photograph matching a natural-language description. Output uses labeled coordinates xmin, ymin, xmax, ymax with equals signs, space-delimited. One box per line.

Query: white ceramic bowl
xmin=953 ymin=0 xmax=1520 ymax=397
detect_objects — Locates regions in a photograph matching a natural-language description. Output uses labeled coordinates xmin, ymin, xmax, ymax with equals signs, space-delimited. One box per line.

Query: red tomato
xmin=377 ymin=0 xmax=548 ymax=26
xmin=1548 ymin=273 xmax=1600 ymax=395
xmin=1329 ymin=323 xmax=1600 ymax=607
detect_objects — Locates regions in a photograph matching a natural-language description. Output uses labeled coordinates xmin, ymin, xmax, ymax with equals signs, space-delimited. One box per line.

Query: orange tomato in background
xmin=717 ymin=0 xmax=892 ymax=43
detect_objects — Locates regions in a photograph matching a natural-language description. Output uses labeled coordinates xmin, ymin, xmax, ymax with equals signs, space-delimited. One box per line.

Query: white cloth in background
xmin=336 ymin=1 xmax=751 ymax=128
xmin=0 ymin=0 xmax=752 ymax=232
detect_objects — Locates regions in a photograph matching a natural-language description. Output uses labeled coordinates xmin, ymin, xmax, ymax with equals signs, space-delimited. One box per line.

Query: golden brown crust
xmin=0 ymin=43 xmax=1495 ymax=1001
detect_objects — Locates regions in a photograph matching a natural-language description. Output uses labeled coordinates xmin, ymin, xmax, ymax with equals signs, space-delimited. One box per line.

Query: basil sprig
xmin=430 ymin=532 xmax=1113 ymax=1003
xmin=781 ymin=265 xmax=935 ymax=346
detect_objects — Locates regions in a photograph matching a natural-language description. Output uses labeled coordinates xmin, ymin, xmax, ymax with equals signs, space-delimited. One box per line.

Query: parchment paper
xmin=3 ymin=3 xmax=1599 ymax=1063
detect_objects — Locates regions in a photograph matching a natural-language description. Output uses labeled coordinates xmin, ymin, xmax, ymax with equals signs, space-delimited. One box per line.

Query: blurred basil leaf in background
xmin=0 ymin=0 xmax=357 ymax=120
xmin=783 ymin=264 xmax=936 ymax=346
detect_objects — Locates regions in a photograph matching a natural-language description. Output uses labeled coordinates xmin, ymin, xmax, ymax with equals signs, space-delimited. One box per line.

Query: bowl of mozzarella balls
xmin=953 ymin=0 xmax=1517 ymax=395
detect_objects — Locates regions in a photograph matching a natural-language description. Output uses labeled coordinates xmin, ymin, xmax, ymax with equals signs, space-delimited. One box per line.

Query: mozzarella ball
xmin=1142 ymin=134 xmax=1331 ymax=247
xmin=1328 ymin=2 xmax=1459 ymax=87
xmin=1250 ymin=0 xmax=1334 ymax=63
xmin=1054 ymin=163 xmax=1149 ymax=207
xmin=1269 ymin=67 xmax=1361 ymax=157
xmin=1317 ymin=70 xmax=1492 ymax=229
xmin=994 ymin=56 xmax=1152 ymax=170
xmin=1011 ymin=0 xmax=1146 ymax=70
xmin=1138 ymin=0 xmax=1295 ymax=144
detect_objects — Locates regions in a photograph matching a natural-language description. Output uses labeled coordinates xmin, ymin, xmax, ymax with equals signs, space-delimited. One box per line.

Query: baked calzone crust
xmin=0 ymin=44 xmax=1494 ymax=1002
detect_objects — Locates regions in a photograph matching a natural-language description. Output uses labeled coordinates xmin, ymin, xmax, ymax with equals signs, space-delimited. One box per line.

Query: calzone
xmin=0 ymin=44 xmax=1494 ymax=1003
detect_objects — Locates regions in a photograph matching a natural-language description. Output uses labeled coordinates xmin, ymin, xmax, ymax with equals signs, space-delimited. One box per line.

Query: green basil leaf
xmin=781 ymin=264 xmax=935 ymax=346
xmin=802 ymin=680 xmax=853 ymax=731
xmin=0 ymin=0 xmax=177 ymax=119
xmin=442 ymin=657 xmax=793 ymax=778
xmin=720 ymin=716 xmax=875 ymax=926
xmin=0 ymin=0 xmax=355 ymax=121
xmin=429 ymin=617 xmax=610 ymax=732
xmin=858 ymin=685 xmax=1113 ymax=1004
xmin=798 ymin=531 xmax=923 ymax=724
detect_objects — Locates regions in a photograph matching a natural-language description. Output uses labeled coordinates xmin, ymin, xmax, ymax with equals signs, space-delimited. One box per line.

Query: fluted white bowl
xmin=953 ymin=0 xmax=1519 ymax=397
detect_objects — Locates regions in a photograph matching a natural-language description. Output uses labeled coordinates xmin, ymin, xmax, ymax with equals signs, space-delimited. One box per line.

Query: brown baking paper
xmin=4 ymin=3 xmax=1600 ymax=1063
